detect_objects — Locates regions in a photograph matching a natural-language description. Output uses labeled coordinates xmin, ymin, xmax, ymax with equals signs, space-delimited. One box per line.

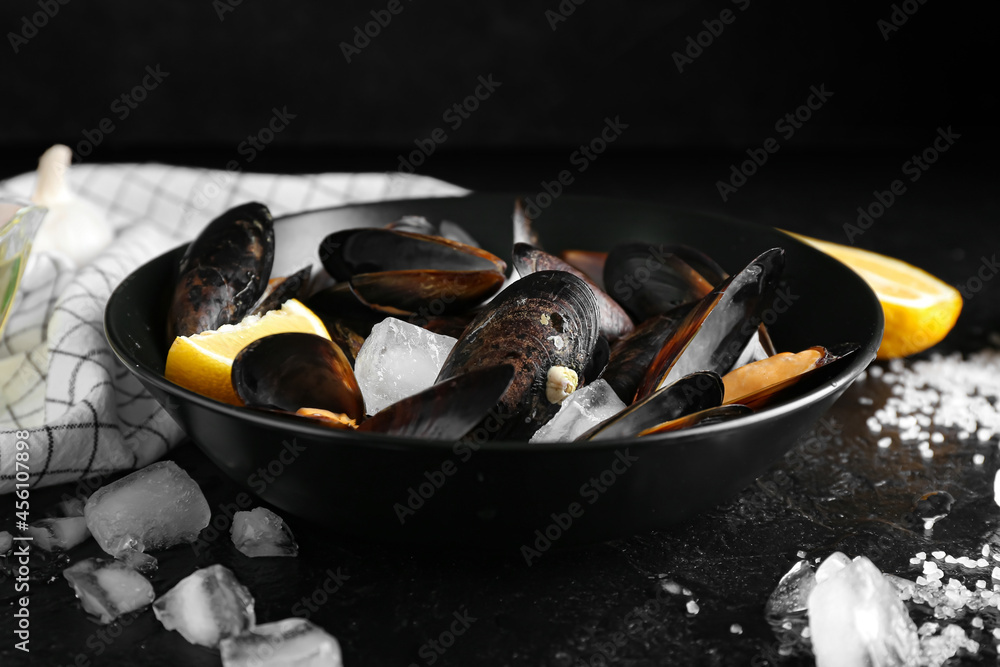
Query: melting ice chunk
xmin=231 ymin=507 xmax=299 ymax=558
xmin=765 ymin=559 xmax=816 ymax=618
xmin=63 ymin=558 xmax=154 ymax=624
xmin=26 ymin=517 xmax=91 ymax=551
xmin=807 ymin=552 xmax=919 ymax=667
xmin=84 ymin=461 xmax=210 ymax=558
xmin=221 ymin=618 xmax=343 ymax=667
xmin=530 ymin=379 xmax=626 ymax=442
xmin=354 ymin=317 xmax=457 ymax=415
xmin=119 ymin=549 xmax=159 ymax=574
xmin=153 ymin=564 xmax=255 ymax=648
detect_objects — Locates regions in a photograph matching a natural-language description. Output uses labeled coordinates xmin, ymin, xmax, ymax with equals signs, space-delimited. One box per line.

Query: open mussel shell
xmin=638 ymin=404 xmax=752 ymax=436
xmin=231 ymin=332 xmax=365 ymax=420
xmin=249 ymin=266 xmax=312 ymax=317
xmin=318 ymin=228 xmax=507 ymax=314
xmin=580 ymin=371 xmax=724 ymax=441
xmin=724 ymin=343 xmax=860 ymax=411
xmin=636 ymin=248 xmax=785 ymax=401
xmin=513 ymin=243 xmax=634 ymax=342
xmin=436 ymin=270 xmax=600 ymax=440
xmin=601 ymin=303 xmax=694 ymax=403
xmin=512 ymin=198 xmax=542 ymax=248
xmin=358 ymin=365 xmax=515 ymax=440
xmin=603 ymin=242 xmax=725 ymax=323
xmin=168 ymin=202 xmax=275 ymax=340
xmin=385 ymin=216 xmax=481 ymax=248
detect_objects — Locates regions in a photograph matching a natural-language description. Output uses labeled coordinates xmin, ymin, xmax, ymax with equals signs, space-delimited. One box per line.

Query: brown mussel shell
xmin=231 ymin=332 xmax=365 ymax=420
xmin=385 ymin=216 xmax=481 ymax=248
xmin=319 ymin=229 xmax=507 ymax=314
xmin=603 ymin=242 xmax=725 ymax=323
xmin=601 ymin=304 xmax=694 ymax=404
xmin=636 ymin=248 xmax=785 ymax=401
xmin=726 ymin=343 xmax=859 ymax=411
xmin=513 ymin=243 xmax=634 ymax=342
xmin=168 ymin=202 xmax=275 ymax=340
xmin=436 ymin=270 xmax=600 ymax=440
xmin=580 ymin=371 xmax=724 ymax=441
xmin=358 ymin=365 xmax=515 ymax=440
xmin=249 ymin=266 xmax=312 ymax=317
xmin=638 ymin=404 xmax=753 ymax=436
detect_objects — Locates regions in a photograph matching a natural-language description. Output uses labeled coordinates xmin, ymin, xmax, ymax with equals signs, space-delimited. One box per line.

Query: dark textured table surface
xmin=1 ymin=150 xmax=998 ymax=666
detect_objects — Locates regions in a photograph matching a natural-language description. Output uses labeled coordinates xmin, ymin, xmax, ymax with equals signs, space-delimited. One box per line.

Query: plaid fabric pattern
xmin=0 ymin=164 xmax=467 ymax=494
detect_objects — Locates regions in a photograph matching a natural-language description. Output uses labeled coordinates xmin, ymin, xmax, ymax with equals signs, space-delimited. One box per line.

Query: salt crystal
xmin=878 ymin=437 xmax=892 ymax=448
xmin=220 ymin=618 xmax=343 ymax=667
xmin=978 ymin=429 xmax=993 ymax=442
xmin=916 ymin=552 xmax=926 ymax=560
xmin=870 ymin=366 xmax=884 ymax=378
xmin=977 ymin=580 xmax=987 ymax=589
xmin=63 ymin=558 xmax=154 ymax=624
xmin=686 ymin=600 xmax=699 ymax=614
xmin=660 ymin=580 xmax=683 ymax=595
xmin=972 ymin=617 xmax=984 ymax=628
xmin=995 ymin=470 xmax=1000 ymax=508
xmin=910 ymin=557 xmax=922 ymax=565
xmin=84 ymin=461 xmax=210 ymax=558
xmin=932 ymin=551 xmax=946 ymax=559
xmin=682 ymin=587 xmax=692 ymax=596
xmin=983 ymin=545 xmax=991 ymax=558
xmin=858 ymin=396 xmax=873 ymax=405
xmin=730 ymin=624 xmax=743 ymax=635
xmin=529 ymin=379 xmax=626 ymax=443
xmin=354 ymin=317 xmax=457 ymax=415
xmin=992 ymin=567 xmax=1000 ymax=580
xmin=153 ymin=565 xmax=255 ymax=648
xmin=994 ymin=628 xmax=1000 ymax=640
xmin=807 ymin=554 xmax=919 ymax=666
xmin=944 ymin=555 xmax=957 ymax=564
xmin=931 ymin=433 xmax=945 ymax=444
xmin=797 ymin=550 xmax=807 ymax=559
xmin=866 ymin=417 xmax=882 ymax=433
xmin=978 ymin=559 xmax=990 ymax=568
xmin=231 ymin=508 xmax=298 ymax=558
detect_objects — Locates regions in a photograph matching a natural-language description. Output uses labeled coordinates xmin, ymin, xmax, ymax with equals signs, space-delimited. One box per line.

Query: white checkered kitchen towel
xmin=0 ymin=163 xmax=467 ymax=494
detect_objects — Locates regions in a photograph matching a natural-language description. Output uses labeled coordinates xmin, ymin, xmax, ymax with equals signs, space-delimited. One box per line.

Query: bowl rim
xmin=104 ymin=193 xmax=884 ymax=453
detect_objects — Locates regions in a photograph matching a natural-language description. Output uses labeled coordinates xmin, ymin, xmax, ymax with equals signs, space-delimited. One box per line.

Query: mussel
xmin=513 ymin=243 xmax=634 ymax=342
xmin=601 ymin=304 xmax=694 ymax=403
xmin=249 ymin=266 xmax=312 ymax=317
xmin=168 ymin=202 xmax=275 ymax=340
xmin=721 ymin=344 xmax=858 ymax=410
xmin=636 ymin=248 xmax=785 ymax=401
xmin=231 ymin=332 xmax=365 ymax=421
xmin=580 ymin=371 xmax=724 ymax=440
xmin=319 ymin=228 xmax=507 ymax=315
xmin=436 ymin=270 xmax=601 ymax=440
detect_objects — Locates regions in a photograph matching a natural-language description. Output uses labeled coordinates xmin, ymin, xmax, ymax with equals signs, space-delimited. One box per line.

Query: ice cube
xmin=221 ymin=618 xmax=343 ymax=667
xmin=0 ymin=531 xmax=12 ymax=555
xmin=26 ymin=517 xmax=91 ymax=551
xmin=814 ymin=551 xmax=852 ymax=583
xmin=153 ymin=564 xmax=255 ymax=648
xmin=807 ymin=553 xmax=919 ymax=667
xmin=354 ymin=317 xmax=456 ymax=415
xmin=231 ymin=507 xmax=298 ymax=558
xmin=55 ymin=496 xmax=87 ymax=517
xmin=84 ymin=461 xmax=210 ymax=558
xmin=529 ymin=379 xmax=626 ymax=442
xmin=63 ymin=558 xmax=154 ymax=624
xmin=766 ymin=559 xmax=816 ymax=618
xmin=119 ymin=549 xmax=159 ymax=574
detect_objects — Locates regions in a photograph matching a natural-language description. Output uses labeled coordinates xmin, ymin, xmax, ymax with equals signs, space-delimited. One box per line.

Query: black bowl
xmin=105 ymin=194 xmax=882 ymax=548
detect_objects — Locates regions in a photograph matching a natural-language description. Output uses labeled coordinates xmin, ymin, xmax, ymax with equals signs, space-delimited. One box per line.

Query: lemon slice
xmin=784 ymin=232 xmax=962 ymax=359
xmin=165 ymin=299 xmax=331 ymax=405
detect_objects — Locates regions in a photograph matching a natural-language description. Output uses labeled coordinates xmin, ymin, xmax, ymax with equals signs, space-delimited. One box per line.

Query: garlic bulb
xmin=30 ymin=145 xmax=114 ymax=267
